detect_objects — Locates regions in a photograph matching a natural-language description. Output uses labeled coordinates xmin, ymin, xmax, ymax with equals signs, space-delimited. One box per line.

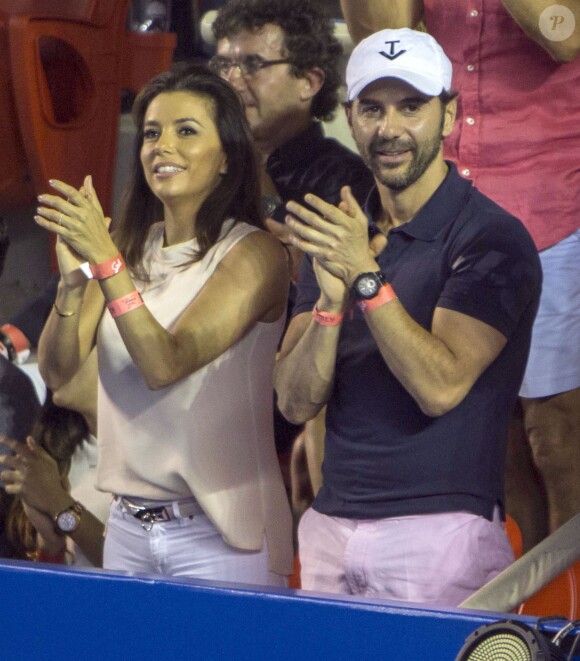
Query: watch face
xmin=356 ymin=275 xmax=380 ymax=299
xmin=56 ymin=510 xmax=79 ymax=533
xmin=359 ymin=276 xmax=379 ymax=297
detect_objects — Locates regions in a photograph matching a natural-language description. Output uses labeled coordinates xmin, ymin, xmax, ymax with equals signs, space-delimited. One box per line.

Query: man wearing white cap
xmin=340 ymin=0 xmax=580 ymax=557
xmin=274 ymin=29 xmax=542 ymax=605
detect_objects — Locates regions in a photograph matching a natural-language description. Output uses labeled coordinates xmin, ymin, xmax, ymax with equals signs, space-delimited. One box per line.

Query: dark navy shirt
xmin=294 ymin=163 xmax=542 ymax=521
xmin=266 ymin=121 xmax=374 ymax=224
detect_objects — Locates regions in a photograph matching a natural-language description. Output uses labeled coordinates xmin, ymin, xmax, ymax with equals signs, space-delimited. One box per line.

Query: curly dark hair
xmin=212 ymin=0 xmax=344 ymax=121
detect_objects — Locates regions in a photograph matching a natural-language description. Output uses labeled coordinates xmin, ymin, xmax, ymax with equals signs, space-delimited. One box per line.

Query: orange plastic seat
xmin=0 ymin=12 xmax=35 ymax=210
xmin=517 ymin=561 xmax=580 ymax=619
xmin=288 ymin=553 xmax=302 ymax=589
xmin=0 ymin=0 xmax=175 ymax=219
xmin=505 ymin=515 xmax=579 ymax=618
xmin=505 ymin=514 xmax=524 ymax=560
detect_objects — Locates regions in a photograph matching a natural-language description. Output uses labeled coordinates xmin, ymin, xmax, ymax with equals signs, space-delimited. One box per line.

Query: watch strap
xmin=352 ymin=271 xmax=388 ymax=300
xmin=357 ymin=283 xmax=397 ymax=314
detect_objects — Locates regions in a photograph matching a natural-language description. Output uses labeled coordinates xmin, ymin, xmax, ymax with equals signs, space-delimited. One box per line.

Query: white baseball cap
xmin=346 ymin=28 xmax=453 ymax=101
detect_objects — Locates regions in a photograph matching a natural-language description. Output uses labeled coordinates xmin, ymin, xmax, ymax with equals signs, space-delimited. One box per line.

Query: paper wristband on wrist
xmin=312 ymin=306 xmax=344 ymax=327
xmin=0 ymin=324 xmax=31 ymax=364
xmin=87 ymin=254 xmax=126 ymax=280
xmin=357 ymin=284 xmax=397 ymax=314
xmin=107 ymin=291 xmax=144 ymax=318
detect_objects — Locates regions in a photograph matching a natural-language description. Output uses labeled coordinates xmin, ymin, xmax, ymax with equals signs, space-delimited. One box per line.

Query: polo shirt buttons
xmin=466 ymin=117 xmax=476 ymax=126
xmin=466 ymin=64 xmax=475 ymax=72
xmin=462 ymin=168 xmax=471 ymax=177
xmin=470 ymin=9 xmax=479 ymax=17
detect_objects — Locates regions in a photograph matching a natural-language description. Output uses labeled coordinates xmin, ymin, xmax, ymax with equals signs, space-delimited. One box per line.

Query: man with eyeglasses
xmin=211 ymin=0 xmax=375 ymax=516
xmin=211 ymin=0 xmax=374 ymax=273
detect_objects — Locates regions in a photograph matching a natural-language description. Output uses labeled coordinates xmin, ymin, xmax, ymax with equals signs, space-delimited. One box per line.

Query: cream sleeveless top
xmin=96 ymin=220 xmax=292 ymax=574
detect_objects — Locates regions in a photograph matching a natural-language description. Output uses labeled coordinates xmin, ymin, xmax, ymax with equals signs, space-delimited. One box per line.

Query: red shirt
xmin=425 ymin=0 xmax=580 ymax=250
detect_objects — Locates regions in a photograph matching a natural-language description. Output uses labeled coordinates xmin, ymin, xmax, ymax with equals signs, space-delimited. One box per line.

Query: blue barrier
xmin=0 ymin=560 xmax=565 ymax=660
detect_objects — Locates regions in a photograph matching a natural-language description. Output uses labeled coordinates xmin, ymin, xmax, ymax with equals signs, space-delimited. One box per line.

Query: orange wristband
xmin=357 ymin=284 xmax=397 ymax=314
xmin=89 ymin=254 xmax=126 ymax=280
xmin=312 ymin=305 xmax=344 ymax=327
xmin=107 ymin=291 xmax=144 ymax=318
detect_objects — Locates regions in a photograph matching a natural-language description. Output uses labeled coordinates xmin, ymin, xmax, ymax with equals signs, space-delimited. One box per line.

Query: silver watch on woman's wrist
xmin=54 ymin=501 xmax=85 ymax=535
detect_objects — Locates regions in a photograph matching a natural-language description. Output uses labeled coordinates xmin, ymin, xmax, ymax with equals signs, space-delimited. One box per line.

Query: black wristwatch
xmin=352 ymin=271 xmax=388 ymax=300
xmin=54 ymin=501 xmax=85 ymax=535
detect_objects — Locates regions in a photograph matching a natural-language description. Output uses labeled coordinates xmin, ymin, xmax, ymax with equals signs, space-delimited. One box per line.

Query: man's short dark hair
xmin=212 ymin=0 xmax=344 ymax=121
xmin=0 ymin=217 xmax=9 ymax=278
xmin=439 ymin=90 xmax=458 ymax=105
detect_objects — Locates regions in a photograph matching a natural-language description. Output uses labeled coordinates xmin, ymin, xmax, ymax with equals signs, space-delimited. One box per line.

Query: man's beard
xmin=357 ymin=116 xmax=445 ymax=192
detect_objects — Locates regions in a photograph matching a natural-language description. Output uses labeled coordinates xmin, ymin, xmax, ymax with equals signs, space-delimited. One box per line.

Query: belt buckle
xmin=122 ymin=500 xmax=168 ymax=531
xmin=137 ymin=507 xmax=168 ymax=531
xmin=139 ymin=511 xmax=159 ymax=532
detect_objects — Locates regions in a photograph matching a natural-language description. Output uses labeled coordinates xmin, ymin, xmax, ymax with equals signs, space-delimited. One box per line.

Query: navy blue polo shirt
xmin=293 ymin=163 xmax=542 ymax=521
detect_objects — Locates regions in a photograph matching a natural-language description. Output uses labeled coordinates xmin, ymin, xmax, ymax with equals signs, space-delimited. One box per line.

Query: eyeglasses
xmin=208 ymin=54 xmax=293 ymax=78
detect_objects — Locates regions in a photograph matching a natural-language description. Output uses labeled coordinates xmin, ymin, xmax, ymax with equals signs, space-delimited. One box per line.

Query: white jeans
xmin=103 ymin=498 xmax=286 ymax=587
xmin=298 ymin=507 xmax=514 ymax=606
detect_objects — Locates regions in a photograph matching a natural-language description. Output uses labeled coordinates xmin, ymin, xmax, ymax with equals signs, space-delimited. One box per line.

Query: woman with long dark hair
xmin=36 ymin=65 xmax=293 ymax=584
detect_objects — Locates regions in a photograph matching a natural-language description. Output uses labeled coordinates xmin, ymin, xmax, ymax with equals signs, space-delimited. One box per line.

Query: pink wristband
xmin=89 ymin=254 xmax=126 ymax=280
xmin=357 ymin=284 xmax=397 ymax=314
xmin=107 ymin=291 xmax=144 ymax=318
xmin=312 ymin=305 xmax=344 ymax=327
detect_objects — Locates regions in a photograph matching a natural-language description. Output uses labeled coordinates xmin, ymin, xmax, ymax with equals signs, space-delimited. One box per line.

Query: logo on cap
xmin=380 ymin=40 xmax=407 ymax=61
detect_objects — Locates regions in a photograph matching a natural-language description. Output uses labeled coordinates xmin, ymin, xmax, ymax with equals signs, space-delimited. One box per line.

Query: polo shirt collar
xmin=367 ymin=162 xmax=473 ymax=241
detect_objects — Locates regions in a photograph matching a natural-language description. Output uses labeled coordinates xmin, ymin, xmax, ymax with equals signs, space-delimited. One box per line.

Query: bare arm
xmin=284 ymin=188 xmax=507 ymax=417
xmin=501 ymin=0 xmax=580 ymax=61
xmin=275 ymin=207 xmax=352 ymax=424
xmin=275 ymin=307 xmax=340 ymax=424
xmin=104 ymin=230 xmax=288 ymax=390
xmin=36 ymin=178 xmax=288 ymax=391
xmin=363 ymin=300 xmax=507 ymax=416
xmin=340 ymin=0 xmax=424 ymax=43
xmin=0 ymin=437 xmax=105 ymax=567
xmin=38 ymin=278 xmax=104 ymax=391
xmin=37 ymin=180 xmax=108 ymax=390
xmin=303 ymin=410 xmax=325 ymax=496
xmin=340 ymin=0 xmax=579 ymax=61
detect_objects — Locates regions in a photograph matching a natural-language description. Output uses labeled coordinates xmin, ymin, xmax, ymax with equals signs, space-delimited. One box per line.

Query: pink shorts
xmin=298 ymin=507 xmax=514 ymax=606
